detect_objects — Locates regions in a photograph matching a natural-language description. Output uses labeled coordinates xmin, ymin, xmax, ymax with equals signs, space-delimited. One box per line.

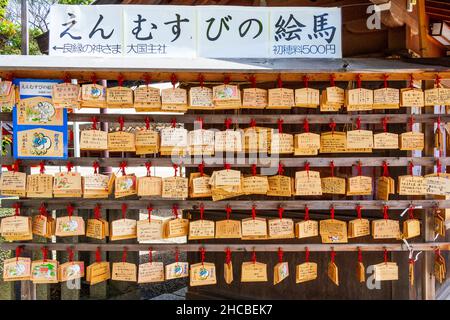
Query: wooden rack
xmin=0 ymin=243 xmax=449 ymax=252
xmin=4 ymin=199 xmax=450 ymax=210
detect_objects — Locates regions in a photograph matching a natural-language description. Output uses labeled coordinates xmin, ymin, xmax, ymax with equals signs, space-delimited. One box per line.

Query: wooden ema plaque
xmin=398 ymin=175 xmax=425 ymax=195
xmin=242 ymin=175 xmax=269 ymax=195
xmin=376 ymin=176 xmax=395 ymax=201
xmin=327 ymin=261 xmax=339 ymax=286
xmin=17 ymin=97 xmax=63 ymax=126
xmin=214 ymin=130 xmax=243 ymax=153
xmin=83 ymin=174 xmax=110 ymax=198
xmin=270 ymin=132 xmax=294 ymax=154
xmin=346 ymin=130 xmax=374 ymax=149
xmin=0 ymin=215 xmax=33 ymax=241
xmin=26 ymin=174 xmax=53 ymax=198
xmin=347 ymin=176 xmax=372 ymax=196
xmin=106 ymin=86 xmax=133 ymax=108
xmin=212 ymin=84 xmax=241 ymax=109
xmin=134 ymin=85 xmax=161 ymax=112
xmin=424 ymin=174 xmax=450 ymax=196
xmin=188 ymin=219 xmax=215 ymax=240
xmin=108 ymin=131 xmax=136 ymax=152
xmin=224 ymin=262 xmax=233 ymax=284
xmin=164 ymin=218 xmax=189 ymax=238
xmin=243 ymin=127 xmax=270 ymax=153
xmin=86 ymin=262 xmax=110 ymax=285
xmin=190 ymin=262 xmax=217 ymax=287
xmin=295 ymin=220 xmax=319 ymax=239
xmin=162 ymin=176 xmax=188 ymax=199
xmin=320 ymin=132 xmax=346 ymax=153
xmin=215 ymin=219 xmax=242 ymax=239
xmin=58 ymin=261 xmax=84 ymax=282
xmin=135 ymin=129 xmax=159 ymax=155
xmin=321 ymin=177 xmax=346 ymax=195
xmin=0 ymin=171 xmax=26 ymax=197
xmin=373 ymin=262 xmax=399 ymax=281
xmin=137 ymin=219 xmax=163 ymax=242
xmin=0 ymin=80 xmax=16 ymax=109
xmin=188 ymin=129 xmax=215 ymax=156
xmin=373 ymin=132 xmax=399 ymax=149
xmin=274 ymin=262 xmax=289 ymax=285
xmin=268 ymin=218 xmax=294 ymax=239
xmin=110 ymin=218 xmax=137 ymax=241
xmin=295 ymin=170 xmax=322 ymax=196
xmin=345 ymin=88 xmax=373 ymax=111
xmin=86 ymin=218 xmax=109 ymax=240
xmin=294 ymin=132 xmax=320 ymax=156
xmin=373 ymin=88 xmax=400 ymax=109
xmin=189 ymin=86 xmax=213 ymax=110
xmin=53 ymin=172 xmax=82 ymax=198
xmin=320 ymin=219 xmax=348 ymax=243
xmin=242 ymin=88 xmax=267 ymax=109
xmin=31 ymin=260 xmax=59 ymax=284
xmin=52 ymin=82 xmax=80 ymax=108
xmin=137 ymin=176 xmax=162 ymax=197
xmin=294 ymin=88 xmax=320 ymax=108
xmin=32 ymin=215 xmax=55 ymax=239
xmin=320 ymin=86 xmax=344 ymax=111
xmin=296 ymin=262 xmax=317 ymax=283
xmin=115 ymin=175 xmax=137 ymax=198
xmin=160 ymin=127 xmax=188 ymax=156
xmin=348 ymin=218 xmax=370 ymax=238
xmin=241 ymin=261 xmax=268 ymax=282
xmin=3 ymin=257 xmax=31 ymax=281
xmin=80 ymin=129 xmax=108 ymax=151
xmin=267 ymin=88 xmax=294 ymax=109
xmin=189 ymin=173 xmax=212 ymax=198
xmin=400 ymin=88 xmax=424 ymax=107
xmin=372 ymin=219 xmax=401 ymax=239
xmin=111 ymin=262 xmax=137 ymax=282
xmin=434 ymin=251 xmax=446 ymax=284
xmin=161 ymin=87 xmax=188 ymax=112
xmin=425 ymin=87 xmax=450 ymax=106
xmin=403 ymin=218 xmax=421 ymax=239
xmin=165 ymin=262 xmax=189 ymax=280
xmin=241 ymin=217 xmax=267 ymax=240
xmin=267 ymin=175 xmax=292 ymax=197
xmin=55 ymin=216 xmax=85 ymax=237
xmin=399 ymin=132 xmax=424 ymax=151
xmin=80 ymin=84 xmax=107 ymax=108
xmin=138 ymin=262 xmax=165 ymax=283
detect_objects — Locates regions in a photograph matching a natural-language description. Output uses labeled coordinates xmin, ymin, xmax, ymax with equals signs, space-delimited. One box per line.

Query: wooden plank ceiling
xmin=425 ymin=0 xmax=450 ymax=24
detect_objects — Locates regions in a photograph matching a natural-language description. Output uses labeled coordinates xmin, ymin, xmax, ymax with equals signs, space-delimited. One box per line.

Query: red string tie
xmin=41 ymin=246 xmax=48 ymax=262
xmin=277 ymin=74 xmax=283 ymax=88
xmin=249 ymin=75 xmax=256 ymax=88
xmin=67 ymin=204 xmax=74 ymax=219
xmin=118 ymin=116 xmax=125 ymax=131
xmin=225 ymin=248 xmax=232 ymax=265
xmin=39 ymin=203 xmax=48 ymax=217
xmin=95 ymin=247 xmax=101 ymax=263
xmin=382 ymin=117 xmax=388 ymax=133
xmin=250 ymin=119 xmax=256 ymax=128
xmin=330 ymin=206 xmax=335 ymax=219
xmin=93 ymin=161 xmax=99 ymax=174
xmin=251 ymin=164 xmax=257 ymax=176
xmin=330 ymin=249 xmax=336 ymax=263
xmin=358 ymin=248 xmax=363 ymax=263
xmin=305 ymin=247 xmax=310 ymax=262
xmin=436 ymin=159 xmax=442 ymax=175
xmin=173 ymin=164 xmax=178 ymax=176
xmin=356 ymin=74 xmax=362 ymax=89
xmin=384 ymin=249 xmax=388 ymax=263
xmin=278 ymin=206 xmax=284 ymax=220
xmin=145 ymin=116 xmax=151 ymax=130
xmin=200 ymin=247 xmax=205 ymax=265
xmin=383 ymin=205 xmax=389 ymax=220
xmin=94 ymin=204 xmax=101 ymax=220
xmin=198 ymin=161 xmax=205 ymax=177
xmin=408 ymin=206 xmax=415 ymax=219
xmin=91 ymin=116 xmax=98 ymax=130
xmin=277 ymin=118 xmax=283 ymax=133
xmin=330 ymin=74 xmax=336 ymax=87
xmin=67 ymin=247 xmax=74 ymax=262
xmin=408 ymin=161 xmax=414 ymax=176
xmin=196 ymin=117 xmax=204 ymax=130
xmin=303 ymin=75 xmax=309 ymax=89
xmin=121 ymin=203 xmax=127 ymax=220
xmin=224 ymin=118 xmax=232 ymax=130
xmin=382 ymin=161 xmax=390 ymax=177
xmin=356 ymin=205 xmax=362 ymax=219
xmin=66 ymin=161 xmax=73 ymax=172
xmin=304 ymin=205 xmax=310 ymax=221
xmin=329 ymin=120 xmax=336 ymax=134
xmin=117 ymin=74 xmax=124 ymax=87
xmin=383 ymin=74 xmax=388 ymax=88
xmin=15 ymin=246 xmax=23 ymax=262
xmin=251 ymin=250 xmax=257 ymax=264
xmin=224 ymin=163 xmax=231 ymax=171
xmin=226 ymin=205 xmax=232 ymax=220
xmin=223 ymin=76 xmax=231 ymax=85
xmin=356 ymin=161 xmax=362 ymax=176
xmin=119 ymin=161 xmax=127 ymax=176
xmin=13 ymin=203 xmax=21 ymax=216
xmin=148 ymin=247 xmax=153 ymax=264
xmin=199 ymin=203 xmax=205 ymax=220
xmin=330 ymin=161 xmax=335 ymax=177
xmin=303 ymin=118 xmax=310 ymax=133
xmin=39 ymin=161 xmax=45 ymax=174
xmin=170 ymin=73 xmax=178 ymax=89
xmin=278 ymin=247 xmax=283 ymax=263
xmin=175 ymin=248 xmax=179 ymax=263
xmin=122 ymin=247 xmax=128 ymax=263
xmin=147 ymin=205 xmax=153 ymax=222
xmin=171 ymin=118 xmax=177 ymax=128
xmin=278 ymin=162 xmax=284 ymax=175
xmin=173 ymin=205 xmax=179 ymax=219
xmin=356 ymin=117 xmax=361 ymax=130
xmin=251 ymin=205 xmax=257 ymax=220
xmin=145 ymin=161 xmax=152 ymax=177
xmin=198 ymin=74 xmax=205 ymax=88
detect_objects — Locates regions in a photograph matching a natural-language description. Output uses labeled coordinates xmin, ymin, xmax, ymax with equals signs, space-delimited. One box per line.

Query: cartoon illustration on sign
xmin=32 ymin=262 xmax=57 ymax=279
xmin=32 ymin=132 xmax=52 ymax=155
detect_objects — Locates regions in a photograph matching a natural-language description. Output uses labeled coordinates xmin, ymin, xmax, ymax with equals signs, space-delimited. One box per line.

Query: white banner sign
xmin=49 ymin=5 xmax=341 ymax=58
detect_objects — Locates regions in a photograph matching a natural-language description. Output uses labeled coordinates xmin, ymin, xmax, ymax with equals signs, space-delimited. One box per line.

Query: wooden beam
xmin=1 ymin=242 xmax=449 ymax=252
xmin=0 ymin=56 xmax=449 ymax=82
xmin=4 ymin=199 xmax=450 ymax=210
xmin=0 ymin=112 xmax=448 ymax=124
xmin=0 ymin=156 xmax=447 ymax=168
xmin=418 ymin=0 xmax=430 ymax=57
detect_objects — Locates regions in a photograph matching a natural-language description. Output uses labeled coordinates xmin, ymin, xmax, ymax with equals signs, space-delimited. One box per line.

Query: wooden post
xmin=422 ymin=80 xmax=436 ymax=300
xmin=20 ymin=0 xmax=29 ymax=55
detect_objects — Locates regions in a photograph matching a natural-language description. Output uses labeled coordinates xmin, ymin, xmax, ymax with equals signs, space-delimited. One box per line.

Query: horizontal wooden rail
xmin=1 ymin=242 xmax=449 ymax=252
xmin=0 ymin=56 xmax=449 ymax=81
xmin=2 ymin=199 xmax=448 ymax=210
xmin=0 ymin=113 xmax=448 ymax=124
xmin=0 ymin=156 xmax=447 ymax=168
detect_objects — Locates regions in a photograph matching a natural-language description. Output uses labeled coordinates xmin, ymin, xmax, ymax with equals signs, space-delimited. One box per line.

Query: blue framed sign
xmin=12 ymin=78 xmax=68 ymax=160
